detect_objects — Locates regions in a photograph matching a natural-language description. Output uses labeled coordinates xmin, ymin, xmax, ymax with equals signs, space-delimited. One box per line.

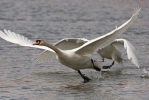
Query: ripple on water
xmin=0 ymin=0 xmax=149 ymax=100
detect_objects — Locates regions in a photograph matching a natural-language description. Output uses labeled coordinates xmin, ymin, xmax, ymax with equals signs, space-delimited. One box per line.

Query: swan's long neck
xmin=43 ymin=42 xmax=62 ymax=54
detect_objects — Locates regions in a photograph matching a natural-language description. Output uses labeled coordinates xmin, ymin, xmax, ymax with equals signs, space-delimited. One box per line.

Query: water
xmin=0 ymin=0 xmax=149 ymax=100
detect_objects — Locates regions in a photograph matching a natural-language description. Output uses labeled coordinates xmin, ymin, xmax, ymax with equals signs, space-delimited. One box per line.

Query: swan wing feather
xmin=54 ymin=38 xmax=88 ymax=50
xmin=112 ymin=39 xmax=140 ymax=68
xmin=0 ymin=29 xmax=55 ymax=52
xmin=33 ymin=50 xmax=56 ymax=64
xmin=33 ymin=38 xmax=88 ymax=63
xmin=75 ymin=7 xmax=141 ymax=56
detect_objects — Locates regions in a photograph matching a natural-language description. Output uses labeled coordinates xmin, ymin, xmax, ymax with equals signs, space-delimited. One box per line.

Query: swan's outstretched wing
xmin=112 ymin=39 xmax=140 ymax=68
xmin=33 ymin=50 xmax=56 ymax=64
xmin=33 ymin=38 xmax=88 ymax=63
xmin=54 ymin=38 xmax=88 ymax=50
xmin=75 ymin=7 xmax=141 ymax=56
xmin=0 ymin=29 xmax=55 ymax=52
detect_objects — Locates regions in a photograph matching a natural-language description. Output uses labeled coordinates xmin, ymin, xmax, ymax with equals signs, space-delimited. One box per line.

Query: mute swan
xmin=35 ymin=38 xmax=140 ymax=68
xmin=0 ymin=8 xmax=140 ymax=82
xmin=97 ymin=38 xmax=140 ymax=68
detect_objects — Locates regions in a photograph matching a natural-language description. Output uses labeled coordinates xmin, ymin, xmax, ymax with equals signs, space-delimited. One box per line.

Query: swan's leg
xmin=91 ymin=59 xmax=101 ymax=72
xmin=102 ymin=61 xmax=114 ymax=69
xmin=78 ymin=70 xmax=90 ymax=82
xmin=102 ymin=58 xmax=104 ymax=62
xmin=111 ymin=61 xmax=114 ymax=66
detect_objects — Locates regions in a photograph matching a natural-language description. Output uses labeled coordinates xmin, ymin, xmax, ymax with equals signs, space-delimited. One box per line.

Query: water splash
xmin=141 ymin=68 xmax=149 ymax=78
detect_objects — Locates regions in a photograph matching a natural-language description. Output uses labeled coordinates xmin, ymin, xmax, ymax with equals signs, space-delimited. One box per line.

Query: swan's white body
xmin=36 ymin=38 xmax=140 ymax=68
xmin=98 ymin=43 xmax=122 ymax=63
xmin=97 ymin=39 xmax=140 ymax=68
xmin=0 ymin=8 xmax=140 ymax=74
xmin=56 ymin=50 xmax=95 ymax=70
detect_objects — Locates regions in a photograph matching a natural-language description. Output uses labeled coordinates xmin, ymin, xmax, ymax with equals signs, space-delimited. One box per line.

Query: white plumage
xmin=0 ymin=8 xmax=141 ymax=81
xmin=34 ymin=38 xmax=140 ymax=68
xmin=98 ymin=39 xmax=140 ymax=68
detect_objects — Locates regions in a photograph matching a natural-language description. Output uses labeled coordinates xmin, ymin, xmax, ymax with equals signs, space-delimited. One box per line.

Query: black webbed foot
xmin=103 ymin=61 xmax=114 ymax=69
xmin=78 ymin=70 xmax=90 ymax=83
xmin=91 ymin=59 xmax=101 ymax=72
xmin=103 ymin=65 xmax=111 ymax=69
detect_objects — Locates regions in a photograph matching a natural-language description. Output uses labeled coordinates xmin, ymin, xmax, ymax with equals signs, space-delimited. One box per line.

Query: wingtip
xmin=133 ymin=7 xmax=141 ymax=16
xmin=4 ymin=29 xmax=7 ymax=33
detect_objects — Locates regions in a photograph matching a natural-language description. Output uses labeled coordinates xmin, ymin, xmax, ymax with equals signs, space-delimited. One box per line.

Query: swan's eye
xmin=33 ymin=40 xmax=41 ymax=45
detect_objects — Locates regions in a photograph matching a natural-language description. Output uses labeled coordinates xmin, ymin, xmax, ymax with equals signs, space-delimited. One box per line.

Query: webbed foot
xmin=91 ymin=59 xmax=101 ymax=72
xmin=78 ymin=70 xmax=90 ymax=83
xmin=103 ymin=61 xmax=114 ymax=69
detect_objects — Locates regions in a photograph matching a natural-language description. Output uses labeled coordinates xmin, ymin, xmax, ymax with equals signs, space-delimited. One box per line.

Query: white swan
xmin=97 ymin=38 xmax=140 ymax=68
xmin=0 ymin=8 xmax=140 ymax=82
xmin=33 ymin=38 xmax=88 ymax=63
xmin=35 ymin=38 xmax=140 ymax=69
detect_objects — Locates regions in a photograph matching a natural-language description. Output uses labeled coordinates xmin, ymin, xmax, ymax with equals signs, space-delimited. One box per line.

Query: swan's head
xmin=33 ymin=39 xmax=46 ymax=46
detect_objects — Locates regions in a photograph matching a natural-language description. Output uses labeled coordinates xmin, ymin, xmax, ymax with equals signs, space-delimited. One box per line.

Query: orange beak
xmin=33 ymin=40 xmax=40 ymax=45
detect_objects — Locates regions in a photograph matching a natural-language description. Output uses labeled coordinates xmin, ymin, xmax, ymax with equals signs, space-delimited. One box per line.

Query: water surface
xmin=0 ymin=0 xmax=149 ymax=100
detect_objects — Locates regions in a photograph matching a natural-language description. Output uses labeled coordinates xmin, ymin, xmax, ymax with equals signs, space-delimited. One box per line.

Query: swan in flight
xmin=35 ymin=38 xmax=140 ymax=69
xmin=97 ymin=38 xmax=140 ymax=68
xmin=0 ymin=8 xmax=140 ymax=82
